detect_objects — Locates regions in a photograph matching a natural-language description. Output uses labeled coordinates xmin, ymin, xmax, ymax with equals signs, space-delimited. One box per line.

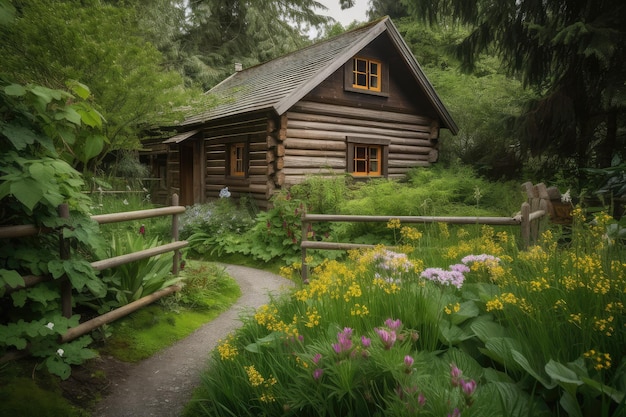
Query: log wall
xmin=278 ymin=100 xmax=438 ymax=185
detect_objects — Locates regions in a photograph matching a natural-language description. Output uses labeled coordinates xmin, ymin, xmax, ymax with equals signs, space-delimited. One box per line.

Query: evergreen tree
xmin=405 ymin=0 xmax=626 ymax=179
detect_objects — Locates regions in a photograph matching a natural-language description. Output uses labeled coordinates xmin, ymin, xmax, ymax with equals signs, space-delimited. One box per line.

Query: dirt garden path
xmin=92 ymin=264 xmax=294 ymax=417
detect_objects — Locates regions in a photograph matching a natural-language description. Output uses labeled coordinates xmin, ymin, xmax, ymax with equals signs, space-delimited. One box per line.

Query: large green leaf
xmin=580 ymin=376 xmax=625 ymax=404
xmin=10 ymin=178 xmax=44 ymax=211
xmin=511 ymin=350 xmax=556 ymax=389
xmin=1 ymin=123 xmax=40 ymax=150
xmin=545 ymin=360 xmax=584 ymax=387
xmin=79 ymin=134 xmax=106 ymax=162
xmin=4 ymin=83 xmax=25 ymax=96
xmin=0 ymin=268 xmax=24 ymax=288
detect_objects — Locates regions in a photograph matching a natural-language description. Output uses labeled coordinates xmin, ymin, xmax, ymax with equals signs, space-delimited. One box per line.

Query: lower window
xmin=228 ymin=142 xmax=247 ymax=177
xmin=347 ymin=138 xmax=388 ymax=177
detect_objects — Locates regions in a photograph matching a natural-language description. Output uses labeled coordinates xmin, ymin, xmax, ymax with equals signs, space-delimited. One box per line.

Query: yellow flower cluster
xmin=444 ymin=302 xmax=461 ymax=315
xmin=387 ymin=218 xmax=401 ymax=229
xmin=254 ymin=304 xmax=299 ymax=338
xmin=344 ymin=282 xmax=362 ymax=302
xmin=529 ymin=277 xmax=550 ymax=292
xmin=593 ymin=316 xmax=615 ymax=336
xmin=569 ymin=313 xmax=582 ymax=326
xmin=485 ymin=292 xmax=520 ymax=312
xmin=305 ymin=306 xmax=321 ymax=328
xmin=583 ymin=349 xmax=611 ymax=371
xmin=372 ymin=277 xmax=400 ymax=294
xmin=350 ymin=303 xmax=369 ymax=317
xmin=400 ymin=226 xmax=423 ymax=241
xmin=456 ymin=228 xmax=470 ymax=239
xmin=217 ymin=336 xmax=238 ymax=361
xmin=245 ymin=365 xmax=266 ymax=387
xmin=295 ymin=260 xmax=356 ymax=302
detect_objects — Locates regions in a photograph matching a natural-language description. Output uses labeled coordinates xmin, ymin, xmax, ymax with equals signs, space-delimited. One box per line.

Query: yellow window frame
xmin=352 ymin=144 xmax=381 ymax=176
xmin=352 ymin=57 xmax=382 ymax=92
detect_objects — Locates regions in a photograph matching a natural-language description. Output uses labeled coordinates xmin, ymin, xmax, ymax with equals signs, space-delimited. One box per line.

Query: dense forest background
xmin=1 ymin=0 xmax=624 ymax=193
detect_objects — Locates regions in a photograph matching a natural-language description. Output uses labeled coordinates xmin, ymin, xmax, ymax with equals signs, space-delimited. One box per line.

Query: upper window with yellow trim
xmin=352 ymin=57 xmax=381 ymax=92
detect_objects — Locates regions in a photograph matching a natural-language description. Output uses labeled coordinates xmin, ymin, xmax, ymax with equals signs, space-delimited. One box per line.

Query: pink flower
xmin=418 ymin=393 xmax=426 ymax=407
xmin=361 ymin=336 xmax=371 ymax=348
xmin=450 ymin=363 xmax=463 ymax=387
xmin=375 ymin=327 xmax=397 ymax=349
xmin=404 ymin=355 xmax=414 ymax=368
xmin=313 ymin=368 xmax=324 ymax=380
xmin=312 ymin=353 xmax=322 ymax=364
xmin=460 ymin=378 xmax=477 ymax=397
xmin=384 ymin=318 xmax=402 ymax=331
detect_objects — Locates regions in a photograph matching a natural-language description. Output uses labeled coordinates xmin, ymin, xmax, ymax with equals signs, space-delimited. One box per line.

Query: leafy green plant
xmin=0 ymin=79 xmax=107 ymax=379
xmin=98 ymin=232 xmax=182 ymax=306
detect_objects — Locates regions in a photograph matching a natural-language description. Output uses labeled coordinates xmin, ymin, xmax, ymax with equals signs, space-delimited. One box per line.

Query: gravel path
xmin=93 ymin=264 xmax=294 ymax=417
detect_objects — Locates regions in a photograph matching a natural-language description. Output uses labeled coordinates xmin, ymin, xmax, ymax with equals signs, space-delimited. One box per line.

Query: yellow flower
xmin=305 ymin=307 xmax=321 ymax=328
xmin=444 ymin=302 xmax=461 ymax=315
xmin=245 ymin=365 xmax=265 ymax=387
xmin=387 ymin=218 xmax=401 ymax=229
xmin=438 ymin=223 xmax=450 ymax=239
xmin=456 ymin=228 xmax=469 ymax=239
xmin=486 ymin=298 xmax=504 ymax=312
xmin=217 ymin=336 xmax=238 ymax=361
xmin=584 ymin=349 xmax=611 ymax=371
xmin=400 ymin=226 xmax=422 ymax=241
xmin=350 ymin=303 xmax=369 ymax=317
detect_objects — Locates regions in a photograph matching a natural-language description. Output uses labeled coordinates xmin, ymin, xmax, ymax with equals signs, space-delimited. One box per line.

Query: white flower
xmin=561 ymin=189 xmax=572 ymax=203
xmin=56 ymin=348 xmax=64 ymax=357
xmin=45 ymin=322 xmax=54 ymax=330
xmin=219 ymin=187 xmax=231 ymax=198
xmin=123 ymin=199 xmax=129 ymax=205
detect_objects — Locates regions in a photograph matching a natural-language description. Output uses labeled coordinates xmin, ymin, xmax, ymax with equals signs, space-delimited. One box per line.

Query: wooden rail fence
xmin=300 ymin=182 xmax=559 ymax=281
xmin=1 ymin=194 xmax=187 ymax=345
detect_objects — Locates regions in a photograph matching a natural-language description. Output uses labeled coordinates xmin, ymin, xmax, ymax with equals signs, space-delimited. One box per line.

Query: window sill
xmin=344 ymin=87 xmax=389 ymax=98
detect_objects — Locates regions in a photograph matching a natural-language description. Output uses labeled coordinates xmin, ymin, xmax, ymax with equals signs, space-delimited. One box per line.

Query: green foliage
xmin=0 ymin=376 xmax=88 ymax=417
xmin=0 ymin=0 xmax=195 ymax=164
xmin=0 ymin=78 xmax=108 ymax=379
xmin=98 ymin=232 xmax=181 ymax=306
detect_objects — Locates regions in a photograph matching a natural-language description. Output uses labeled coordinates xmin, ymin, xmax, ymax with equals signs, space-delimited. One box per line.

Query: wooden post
xmin=58 ymin=204 xmax=72 ymax=318
xmin=301 ymin=215 xmax=308 ymax=283
xmin=171 ymin=194 xmax=180 ymax=275
xmin=520 ymin=202 xmax=530 ymax=249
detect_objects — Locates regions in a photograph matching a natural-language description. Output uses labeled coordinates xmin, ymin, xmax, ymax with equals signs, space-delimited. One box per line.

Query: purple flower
xmin=418 ymin=392 xmax=426 ymax=407
xmin=375 ymin=327 xmax=397 ymax=349
xmin=461 ymin=254 xmax=500 ymax=264
xmin=384 ymin=318 xmax=402 ymax=331
xmin=333 ymin=327 xmax=353 ymax=353
xmin=450 ymin=364 xmax=463 ymax=387
xmin=313 ymin=368 xmax=324 ymax=380
xmin=460 ymin=379 xmax=477 ymax=397
xmin=404 ymin=355 xmax=414 ymax=368
xmin=361 ymin=336 xmax=371 ymax=348
xmin=420 ymin=268 xmax=465 ymax=289
xmin=450 ymin=263 xmax=470 ymax=273
xmin=312 ymin=353 xmax=322 ymax=364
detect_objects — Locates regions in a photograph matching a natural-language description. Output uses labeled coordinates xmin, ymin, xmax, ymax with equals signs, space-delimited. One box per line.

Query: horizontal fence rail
xmin=0 ymin=194 xmax=187 ymax=348
xmin=300 ymin=183 xmax=553 ymax=281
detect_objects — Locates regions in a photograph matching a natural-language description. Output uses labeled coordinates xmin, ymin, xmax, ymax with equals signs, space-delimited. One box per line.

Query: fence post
xmin=58 ymin=204 xmax=72 ymax=318
xmin=520 ymin=202 xmax=530 ymax=249
xmin=301 ymin=215 xmax=308 ymax=283
xmin=171 ymin=194 xmax=180 ymax=275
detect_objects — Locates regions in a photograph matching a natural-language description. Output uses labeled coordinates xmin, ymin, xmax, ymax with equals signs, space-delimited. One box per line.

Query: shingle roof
xmin=180 ymin=17 xmax=458 ymax=134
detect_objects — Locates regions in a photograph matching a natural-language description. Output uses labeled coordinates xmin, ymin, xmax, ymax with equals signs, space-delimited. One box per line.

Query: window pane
xmin=370 ymin=76 xmax=378 ymax=89
xmin=369 ymin=62 xmax=378 ymax=74
xmin=356 ymin=59 xmax=366 ymax=72
xmin=355 ymin=160 xmax=366 ymax=172
xmin=356 ymin=147 xmax=366 ymax=159
xmin=369 ymin=161 xmax=378 ymax=173
xmin=356 ymin=73 xmax=367 ymax=87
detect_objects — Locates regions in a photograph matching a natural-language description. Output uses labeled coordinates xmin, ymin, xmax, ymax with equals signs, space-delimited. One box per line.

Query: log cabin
xmin=141 ymin=16 xmax=458 ymax=208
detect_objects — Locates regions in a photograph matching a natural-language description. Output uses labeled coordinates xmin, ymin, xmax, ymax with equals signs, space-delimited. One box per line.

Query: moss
xmin=0 ymin=377 xmax=87 ymax=417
